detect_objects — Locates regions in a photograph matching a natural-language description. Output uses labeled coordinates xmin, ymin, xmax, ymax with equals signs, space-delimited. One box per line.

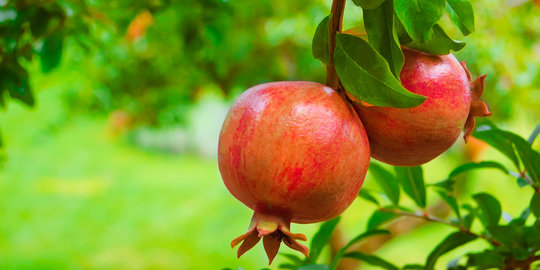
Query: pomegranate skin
xmin=218 ymin=81 xmax=370 ymax=223
xmin=354 ymin=48 xmax=488 ymax=166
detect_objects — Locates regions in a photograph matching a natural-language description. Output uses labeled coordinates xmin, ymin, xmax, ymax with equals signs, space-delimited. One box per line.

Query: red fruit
xmin=218 ymin=81 xmax=370 ymax=263
xmin=353 ymin=47 xmax=491 ymax=166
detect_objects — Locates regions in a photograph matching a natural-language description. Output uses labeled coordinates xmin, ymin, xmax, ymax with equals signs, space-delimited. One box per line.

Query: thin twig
xmin=378 ymin=207 xmax=502 ymax=247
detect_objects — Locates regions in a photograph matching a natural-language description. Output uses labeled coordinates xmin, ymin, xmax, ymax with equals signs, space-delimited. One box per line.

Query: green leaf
xmin=358 ymin=189 xmax=380 ymax=205
xmin=298 ymin=264 xmax=330 ymax=270
xmin=334 ymin=33 xmax=426 ymax=108
xmin=436 ymin=191 xmax=461 ymax=219
xmin=394 ymin=166 xmax=426 ymax=208
xmin=473 ymin=123 xmax=520 ymax=169
xmin=368 ymin=163 xmax=400 ymax=205
xmin=344 ymin=252 xmax=399 ymax=270
xmin=394 ymin=0 xmax=446 ymax=42
xmin=404 ymin=24 xmax=465 ymax=55
xmin=446 ymin=0 xmax=475 ymax=36
xmin=531 ymin=193 xmax=540 ymax=218
xmin=312 ymin=15 xmax=331 ymax=65
xmin=466 ymin=250 xmax=504 ymax=268
xmin=2 ymin=65 xmax=34 ymax=106
xmin=528 ymin=123 xmax=540 ymax=144
xmin=330 ymin=230 xmax=390 ymax=269
xmin=428 ymin=178 xmax=456 ymax=192
xmin=280 ymin=253 xmax=304 ymax=265
xmin=352 ymin=0 xmax=386 ymax=10
xmin=474 ymin=122 xmax=540 ymax=185
xmin=363 ymin=0 xmax=404 ymax=78
xmin=403 ymin=264 xmax=425 ymax=270
xmin=40 ymin=31 xmax=64 ymax=73
xmin=30 ymin=7 xmax=50 ymax=38
xmin=425 ymin=231 xmax=477 ymax=270
xmin=461 ymin=204 xmax=477 ymax=229
xmin=448 ymin=161 xmax=509 ymax=179
xmin=309 ymin=217 xmax=341 ymax=263
xmin=489 ymin=224 xmax=528 ymax=259
xmin=367 ymin=209 xmax=399 ymax=229
xmin=473 ymin=193 xmax=501 ymax=227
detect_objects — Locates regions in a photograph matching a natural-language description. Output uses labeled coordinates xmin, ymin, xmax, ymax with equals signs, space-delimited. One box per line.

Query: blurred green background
xmin=0 ymin=0 xmax=539 ymax=269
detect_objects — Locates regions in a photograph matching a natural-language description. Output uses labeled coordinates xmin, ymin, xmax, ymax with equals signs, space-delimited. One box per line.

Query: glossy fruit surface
xmin=218 ymin=81 xmax=370 ymax=263
xmin=353 ymin=47 xmax=490 ymax=166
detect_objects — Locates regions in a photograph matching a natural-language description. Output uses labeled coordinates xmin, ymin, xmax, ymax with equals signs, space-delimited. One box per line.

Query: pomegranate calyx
xmin=460 ymin=62 xmax=491 ymax=142
xmin=231 ymin=211 xmax=308 ymax=264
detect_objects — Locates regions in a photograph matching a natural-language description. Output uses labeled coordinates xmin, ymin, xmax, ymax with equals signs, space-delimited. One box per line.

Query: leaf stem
xmin=378 ymin=207 xmax=502 ymax=247
xmin=327 ymin=0 xmax=346 ymax=91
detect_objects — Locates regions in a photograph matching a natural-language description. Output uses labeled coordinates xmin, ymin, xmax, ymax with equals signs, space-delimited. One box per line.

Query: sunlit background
xmin=0 ymin=0 xmax=539 ymax=269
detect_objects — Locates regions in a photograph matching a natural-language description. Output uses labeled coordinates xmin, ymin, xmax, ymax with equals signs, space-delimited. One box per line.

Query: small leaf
xmin=446 ymin=0 xmax=475 ymax=36
xmin=312 ymin=15 xmax=331 ymax=65
xmin=352 ymin=0 xmax=386 ymax=9
xmin=334 ymin=33 xmax=426 ymax=108
xmin=530 ymin=193 xmax=540 ymax=218
xmin=309 ymin=217 xmax=341 ymax=263
xmin=394 ymin=0 xmax=446 ymax=42
xmin=461 ymin=204 xmax=477 ymax=229
xmin=395 ymin=166 xmax=426 ymax=208
xmin=330 ymin=230 xmax=390 ymax=269
xmin=280 ymin=253 xmax=303 ymax=266
xmin=474 ymin=122 xmax=540 ymax=185
xmin=358 ymin=189 xmax=380 ymax=205
xmin=528 ymin=123 xmax=540 ymax=144
xmin=40 ymin=31 xmax=64 ymax=73
xmin=466 ymin=250 xmax=504 ymax=268
xmin=369 ymin=163 xmax=400 ymax=205
xmin=473 ymin=193 xmax=501 ymax=227
xmin=298 ymin=265 xmax=330 ymax=270
xmin=367 ymin=209 xmax=399 ymax=229
xmin=403 ymin=264 xmax=425 ymax=270
xmin=436 ymin=191 xmax=461 ymax=219
xmin=428 ymin=178 xmax=456 ymax=192
xmin=425 ymin=231 xmax=477 ymax=270
xmin=489 ymin=224 xmax=528 ymax=259
xmin=363 ymin=0 xmax=404 ymax=78
xmin=3 ymin=65 xmax=34 ymax=106
xmin=448 ymin=161 xmax=509 ymax=179
xmin=30 ymin=7 xmax=50 ymax=38
xmin=404 ymin=24 xmax=465 ymax=55
xmin=344 ymin=252 xmax=399 ymax=270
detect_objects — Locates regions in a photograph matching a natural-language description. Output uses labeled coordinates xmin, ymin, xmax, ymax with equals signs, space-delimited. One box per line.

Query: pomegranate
xmin=218 ymin=81 xmax=370 ymax=263
xmin=352 ymin=47 xmax=491 ymax=166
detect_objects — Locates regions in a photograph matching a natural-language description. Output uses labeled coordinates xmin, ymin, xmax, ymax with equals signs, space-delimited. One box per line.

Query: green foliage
xmin=394 ymin=166 xmax=426 ymax=208
xmin=312 ymin=15 xmax=331 ymax=65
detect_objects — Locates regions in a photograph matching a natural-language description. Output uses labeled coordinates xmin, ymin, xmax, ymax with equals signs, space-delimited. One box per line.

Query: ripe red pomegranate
xmin=352 ymin=47 xmax=491 ymax=166
xmin=218 ymin=81 xmax=370 ymax=263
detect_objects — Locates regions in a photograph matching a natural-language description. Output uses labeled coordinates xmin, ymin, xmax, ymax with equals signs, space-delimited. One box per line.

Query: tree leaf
xmin=367 ymin=209 xmax=399 ymax=229
xmin=308 ymin=217 xmax=341 ymax=263
xmin=3 ymin=65 xmax=34 ymax=106
xmin=330 ymin=230 xmax=390 ymax=269
xmin=334 ymin=33 xmax=426 ymax=108
xmin=312 ymin=15 xmax=331 ymax=65
xmin=461 ymin=204 xmax=477 ymax=229
xmin=446 ymin=0 xmax=475 ymax=36
xmin=473 ymin=193 xmax=501 ymax=228
xmin=425 ymin=231 xmax=477 ymax=270
xmin=404 ymin=24 xmax=465 ymax=55
xmin=352 ymin=0 xmax=386 ymax=10
xmin=394 ymin=166 xmax=426 ymax=208
xmin=368 ymin=163 xmax=400 ymax=205
xmin=394 ymin=0 xmax=446 ymax=43
xmin=528 ymin=123 xmax=540 ymax=144
xmin=428 ymin=178 xmax=456 ymax=192
xmin=466 ymin=250 xmax=504 ymax=268
xmin=358 ymin=189 xmax=380 ymax=205
xmin=40 ymin=31 xmax=64 ymax=73
xmin=436 ymin=191 xmax=461 ymax=219
xmin=298 ymin=264 xmax=330 ymax=270
xmin=530 ymin=193 xmax=540 ymax=218
xmin=474 ymin=122 xmax=540 ymax=185
xmin=403 ymin=264 xmax=425 ymax=270
xmin=448 ymin=161 xmax=509 ymax=179
xmin=363 ymin=0 xmax=404 ymax=78
xmin=280 ymin=253 xmax=304 ymax=265
xmin=489 ymin=224 xmax=528 ymax=259
xmin=344 ymin=252 xmax=399 ymax=270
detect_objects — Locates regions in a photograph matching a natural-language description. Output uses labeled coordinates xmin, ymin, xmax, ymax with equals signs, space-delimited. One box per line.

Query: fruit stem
xmin=326 ymin=0 xmax=346 ymax=92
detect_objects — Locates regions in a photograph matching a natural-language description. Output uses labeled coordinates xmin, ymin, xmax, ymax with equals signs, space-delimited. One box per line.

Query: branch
xmin=378 ymin=207 xmax=502 ymax=247
xmin=326 ymin=0 xmax=346 ymax=91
